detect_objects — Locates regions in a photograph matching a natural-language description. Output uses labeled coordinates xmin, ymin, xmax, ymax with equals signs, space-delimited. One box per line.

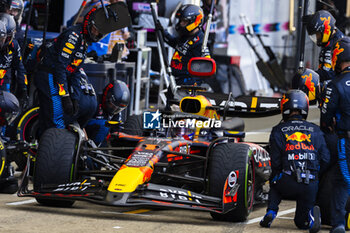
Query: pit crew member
xmin=0 ymin=91 xmax=20 ymax=193
xmin=320 ymin=36 xmax=350 ymax=233
xmin=156 ymin=4 xmax=210 ymax=85
xmin=34 ymin=8 xmax=103 ymax=134
xmin=304 ymin=10 xmax=344 ymax=83
xmin=0 ymin=13 xmax=27 ymax=106
xmin=260 ymin=89 xmax=330 ymax=233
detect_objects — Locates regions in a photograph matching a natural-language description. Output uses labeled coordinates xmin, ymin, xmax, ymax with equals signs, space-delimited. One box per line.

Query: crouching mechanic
xmin=156 ymin=4 xmax=210 ymax=85
xmin=0 ymin=91 xmax=20 ymax=193
xmin=85 ymin=80 xmax=130 ymax=146
xmin=321 ymin=37 xmax=350 ymax=233
xmin=260 ymin=90 xmax=330 ymax=233
xmin=34 ymin=8 xmax=104 ymax=133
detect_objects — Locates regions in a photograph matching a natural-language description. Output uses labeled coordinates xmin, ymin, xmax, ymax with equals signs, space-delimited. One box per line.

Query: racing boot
xmin=260 ymin=210 xmax=277 ymax=228
xmin=330 ymin=225 xmax=346 ymax=233
xmin=0 ymin=163 xmax=18 ymax=194
xmin=309 ymin=205 xmax=321 ymax=233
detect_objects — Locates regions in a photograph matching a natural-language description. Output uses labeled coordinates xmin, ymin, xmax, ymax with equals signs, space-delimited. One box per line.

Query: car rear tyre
xmin=209 ymin=143 xmax=254 ymax=222
xmin=34 ymin=128 xmax=77 ymax=207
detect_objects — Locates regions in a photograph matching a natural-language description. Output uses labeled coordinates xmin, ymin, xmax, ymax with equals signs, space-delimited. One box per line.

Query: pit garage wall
xmin=226 ymin=0 xmax=316 ymax=94
xmin=63 ymin=0 xmax=84 ymax=26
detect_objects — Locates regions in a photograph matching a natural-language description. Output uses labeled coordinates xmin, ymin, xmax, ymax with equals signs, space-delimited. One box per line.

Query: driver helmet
xmin=0 ymin=13 xmax=15 ymax=51
xmin=102 ymin=80 xmax=130 ymax=116
xmin=305 ymin=10 xmax=336 ymax=46
xmin=281 ymin=89 xmax=309 ymax=121
xmin=175 ymin=4 xmax=204 ymax=37
xmin=0 ymin=90 xmax=19 ymax=126
xmin=171 ymin=119 xmax=195 ymax=140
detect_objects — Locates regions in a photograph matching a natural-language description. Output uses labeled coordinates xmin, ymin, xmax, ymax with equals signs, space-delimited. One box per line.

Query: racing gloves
xmin=62 ymin=95 xmax=79 ymax=116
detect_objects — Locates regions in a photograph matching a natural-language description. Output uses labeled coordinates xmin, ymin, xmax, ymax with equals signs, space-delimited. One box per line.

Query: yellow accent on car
xmin=180 ymin=95 xmax=218 ymax=119
xmin=227 ymin=131 xmax=240 ymax=134
xmin=251 ymin=97 xmax=258 ymax=112
xmin=108 ymin=167 xmax=148 ymax=193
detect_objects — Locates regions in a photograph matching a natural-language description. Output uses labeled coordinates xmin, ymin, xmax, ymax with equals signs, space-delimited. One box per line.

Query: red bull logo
xmin=71 ymin=59 xmax=82 ymax=67
xmin=172 ymin=52 xmax=182 ymax=62
xmin=0 ymin=69 xmax=6 ymax=79
xmin=285 ymin=132 xmax=311 ymax=142
xmin=58 ymin=83 xmax=66 ymax=96
xmin=320 ymin=16 xmax=331 ymax=41
xmin=332 ymin=42 xmax=344 ymax=70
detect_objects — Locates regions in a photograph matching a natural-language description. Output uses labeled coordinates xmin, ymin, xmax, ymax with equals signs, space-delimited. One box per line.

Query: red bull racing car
xmin=17 ymin=57 xmax=282 ymax=222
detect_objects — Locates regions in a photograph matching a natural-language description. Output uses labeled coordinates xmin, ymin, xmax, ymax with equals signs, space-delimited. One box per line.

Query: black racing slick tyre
xmin=122 ymin=114 xmax=144 ymax=136
xmin=34 ymin=128 xmax=77 ymax=207
xmin=209 ymin=143 xmax=254 ymax=222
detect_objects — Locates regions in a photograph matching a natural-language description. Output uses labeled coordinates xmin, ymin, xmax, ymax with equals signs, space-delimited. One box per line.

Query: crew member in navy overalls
xmin=304 ymin=10 xmax=344 ymax=83
xmin=0 ymin=13 xmax=27 ymax=100
xmin=34 ymin=8 xmax=103 ymax=134
xmin=321 ymin=37 xmax=350 ymax=233
xmin=260 ymin=90 xmax=330 ymax=233
xmin=156 ymin=4 xmax=210 ymax=85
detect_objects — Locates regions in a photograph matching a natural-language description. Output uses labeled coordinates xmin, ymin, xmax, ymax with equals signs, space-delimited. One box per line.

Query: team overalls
xmin=164 ymin=30 xmax=210 ymax=85
xmin=268 ymin=115 xmax=330 ymax=229
xmin=34 ymin=24 xmax=97 ymax=133
xmin=0 ymin=39 xmax=27 ymax=93
xmin=321 ymin=67 xmax=350 ymax=228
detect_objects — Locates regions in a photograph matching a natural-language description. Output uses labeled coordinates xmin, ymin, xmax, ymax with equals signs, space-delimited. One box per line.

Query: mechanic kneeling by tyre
xmin=0 ymin=91 xmax=20 ymax=193
xmin=260 ymin=90 xmax=330 ymax=233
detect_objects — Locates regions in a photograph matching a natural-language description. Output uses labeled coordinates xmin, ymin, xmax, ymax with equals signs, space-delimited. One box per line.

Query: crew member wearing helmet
xmin=85 ymin=80 xmax=130 ymax=146
xmin=321 ymin=37 xmax=350 ymax=233
xmin=304 ymin=10 xmax=344 ymax=83
xmin=5 ymin=0 xmax=24 ymax=48
xmin=260 ymin=90 xmax=330 ymax=233
xmin=0 ymin=13 xmax=27 ymax=106
xmin=156 ymin=4 xmax=210 ymax=85
xmin=34 ymin=7 xmax=106 ymax=134
xmin=0 ymin=90 xmax=20 ymax=193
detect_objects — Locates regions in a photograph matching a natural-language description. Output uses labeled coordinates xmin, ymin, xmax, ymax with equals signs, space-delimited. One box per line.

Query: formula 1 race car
xmin=18 ymin=57 xmax=281 ymax=222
